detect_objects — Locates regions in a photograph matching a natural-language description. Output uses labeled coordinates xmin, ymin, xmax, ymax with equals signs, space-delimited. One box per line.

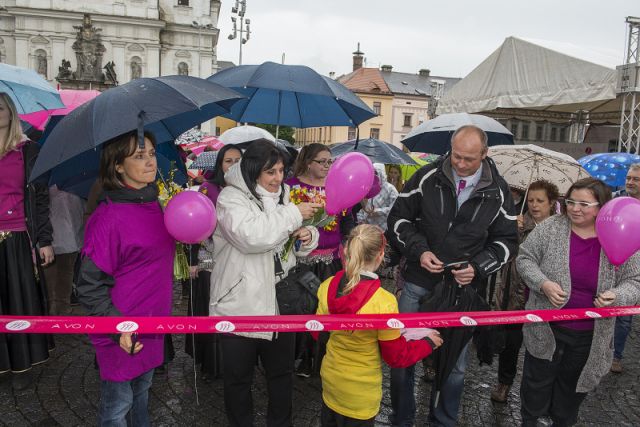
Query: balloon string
xmin=188 ymin=244 xmax=199 ymax=405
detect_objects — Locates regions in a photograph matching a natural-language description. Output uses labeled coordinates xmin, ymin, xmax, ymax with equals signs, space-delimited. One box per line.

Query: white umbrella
xmin=218 ymin=125 xmax=275 ymax=145
xmin=402 ymin=113 xmax=514 ymax=154
xmin=488 ymin=144 xmax=590 ymax=198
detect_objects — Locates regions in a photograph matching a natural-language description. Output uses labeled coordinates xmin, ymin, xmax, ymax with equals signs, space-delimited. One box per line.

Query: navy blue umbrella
xmin=207 ymin=61 xmax=376 ymax=128
xmin=579 ymin=152 xmax=640 ymax=188
xmin=29 ymin=75 xmax=243 ymax=182
xmin=402 ymin=113 xmax=514 ymax=155
xmin=330 ymin=138 xmax=417 ymax=165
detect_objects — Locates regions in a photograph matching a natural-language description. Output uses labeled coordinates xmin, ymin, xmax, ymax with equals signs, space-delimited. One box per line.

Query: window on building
xmin=559 ymin=127 xmax=567 ymax=142
xmin=521 ymin=123 xmax=529 ymax=140
xmin=319 ymin=128 xmax=323 ymax=142
xmin=403 ymin=114 xmax=413 ymax=127
xmin=510 ymin=123 xmax=518 ymax=137
xmin=347 ymin=127 xmax=357 ymax=140
xmin=373 ymin=102 xmax=381 ymax=115
xmin=215 ymin=127 xmax=221 ymax=136
xmin=536 ymin=125 xmax=543 ymax=141
xmin=370 ymin=128 xmax=380 ymax=139
xmin=178 ymin=0 xmax=190 ymax=6
xmin=550 ymin=127 xmax=558 ymax=141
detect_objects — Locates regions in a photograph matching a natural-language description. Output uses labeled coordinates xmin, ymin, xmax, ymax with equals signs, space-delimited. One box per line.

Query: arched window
xmin=130 ymin=56 xmax=142 ymax=80
xmin=178 ymin=62 xmax=189 ymax=76
xmin=35 ymin=49 xmax=47 ymax=77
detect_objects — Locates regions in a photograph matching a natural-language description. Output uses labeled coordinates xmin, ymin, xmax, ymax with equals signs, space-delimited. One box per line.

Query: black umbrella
xmin=329 ymin=138 xmax=417 ymax=165
xmin=420 ymin=275 xmax=489 ymax=408
xmin=29 ymin=75 xmax=243 ymax=182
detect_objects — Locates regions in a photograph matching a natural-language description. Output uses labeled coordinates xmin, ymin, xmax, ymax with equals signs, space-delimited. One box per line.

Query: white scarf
xmin=255 ymin=184 xmax=282 ymax=213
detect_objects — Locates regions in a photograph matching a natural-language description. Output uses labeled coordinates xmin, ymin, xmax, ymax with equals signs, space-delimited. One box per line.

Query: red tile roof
xmin=338 ymin=68 xmax=392 ymax=95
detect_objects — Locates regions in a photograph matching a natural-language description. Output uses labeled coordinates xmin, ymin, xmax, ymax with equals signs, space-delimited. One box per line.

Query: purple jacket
xmin=83 ymin=197 xmax=174 ymax=381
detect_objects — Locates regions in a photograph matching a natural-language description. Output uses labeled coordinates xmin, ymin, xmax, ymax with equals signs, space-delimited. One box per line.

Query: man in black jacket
xmin=387 ymin=125 xmax=518 ymax=427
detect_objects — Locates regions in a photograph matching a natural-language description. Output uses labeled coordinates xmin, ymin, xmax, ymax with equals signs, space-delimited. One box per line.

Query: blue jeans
xmin=614 ymin=316 xmax=633 ymax=360
xmin=98 ymin=369 xmax=154 ymax=427
xmin=390 ymin=281 xmax=469 ymax=427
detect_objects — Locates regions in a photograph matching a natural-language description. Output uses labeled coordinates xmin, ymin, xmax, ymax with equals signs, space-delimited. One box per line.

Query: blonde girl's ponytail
xmin=343 ymin=224 xmax=386 ymax=294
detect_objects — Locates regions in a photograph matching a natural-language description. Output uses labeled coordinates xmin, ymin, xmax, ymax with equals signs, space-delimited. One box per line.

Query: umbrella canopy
xmin=19 ymin=89 xmax=101 ymax=130
xmin=190 ymin=151 xmax=218 ymax=170
xmin=219 ymin=125 xmax=275 ymax=145
xmin=29 ymin=75 xmax=243 ymax=182
xmin=329 ymin=138 xmax=417 ymax=165
xmin=399 ymin=153 xmax=441 ymax=181
xmin=488 ymin=144 xmax=590 ymax=196
xmin=401 ymin=113 xmax=514 ymax=155
xmin=43 ymin=142 xmax=187 ymax=199
xmin=208 ymin=61 xmax=376 ymax=128
xmin=578 ymin=152 xmax=640 ymax=188
xmin=0 ymin=63 xmax=64 ymax=114
xmin=420 ymin=277 xmax=488 ymax=408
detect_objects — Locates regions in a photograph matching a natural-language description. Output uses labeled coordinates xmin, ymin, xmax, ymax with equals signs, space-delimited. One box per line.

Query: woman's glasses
xmin=564 ymin=199 xmax=599 ymax=209
xmin=311 ymin=159 xmax=334 ymax=167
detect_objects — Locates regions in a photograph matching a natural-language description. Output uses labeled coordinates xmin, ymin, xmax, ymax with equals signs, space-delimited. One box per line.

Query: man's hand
xmin=189 ymin=266 xmax=198 ymax=279
xmin=451 ymin=265 xmax=475 ymax=286
xmin=541 ymin=281 xmax=567 ymax=307
xmin=420 ymin=251 xmax=444 ymax=273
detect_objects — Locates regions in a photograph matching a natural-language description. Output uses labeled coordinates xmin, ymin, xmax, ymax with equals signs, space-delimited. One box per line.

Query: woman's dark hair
xmin=527 ymin=180 xmax=560 ymax=203
xmin=240 ymin=139 xmax=287 ymax=201
xmin=563 ymin=177 xmax=612 ymax=215
xmin=293 ymin=143 xmax=330 ymax=177
xmin=100 ymin=131 xmax=157 ymax=191
xmin=210 ymin=144 xmax=242 ymax=187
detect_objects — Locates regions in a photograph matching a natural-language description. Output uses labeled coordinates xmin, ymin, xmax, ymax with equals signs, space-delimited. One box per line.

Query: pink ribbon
xmin=1 ymin=306 xmax=639 ymax=334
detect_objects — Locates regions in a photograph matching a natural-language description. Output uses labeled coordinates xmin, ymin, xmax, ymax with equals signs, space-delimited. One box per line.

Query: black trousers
xmin=320 ymin=401 xmax=375 ymax=427
xmin=220 ymin=333 xmax=295 ymax=427
xmin=497 ymin=323 xmax=524 ymax=385
xmin=520 ymin=326 xmax=593 ymax=427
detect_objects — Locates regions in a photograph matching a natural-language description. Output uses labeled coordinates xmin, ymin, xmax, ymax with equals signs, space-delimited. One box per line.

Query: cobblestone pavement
xmin=1 ymin=287 xmax=639 ymax=426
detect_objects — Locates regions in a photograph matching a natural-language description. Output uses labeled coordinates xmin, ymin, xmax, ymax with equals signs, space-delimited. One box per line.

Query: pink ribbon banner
xmin=1 ymin=306 xmax=639 ymax=334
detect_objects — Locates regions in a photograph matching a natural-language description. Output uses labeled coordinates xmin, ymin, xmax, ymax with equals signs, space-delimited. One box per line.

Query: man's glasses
xmin=626 ymin=176 xmax=640 ymax=183
xmin=564 ymin=199 xmax=600 ymax=209
xmin=311 ymin=159 xmax=334 ymax=167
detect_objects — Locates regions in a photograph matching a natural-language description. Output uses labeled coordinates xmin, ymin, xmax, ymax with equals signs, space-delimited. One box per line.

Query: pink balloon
xmin=325 ymin=152 xmax=374 ymax=215
xmin=164 ymin=191 xmax=217 ymax=244
xmin=366 ymin=173 xmax=382 ymax=199
xmin=595 ymin=197 xmax=640 ymax=265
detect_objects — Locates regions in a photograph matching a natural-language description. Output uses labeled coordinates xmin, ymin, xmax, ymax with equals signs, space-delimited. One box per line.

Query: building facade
xmin=295 ymin=48 xmax=460 ymax=149
xmin=0 ymin=0 xmax=222 ymax=87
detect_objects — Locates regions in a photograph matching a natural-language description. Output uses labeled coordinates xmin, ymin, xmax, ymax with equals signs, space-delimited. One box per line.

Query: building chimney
xmin=329 ymin=71 xmax=336 ymax=79
xmin=380 ymin=64 xmax=393 ymax=72
xmin=418 ymin=69 xmax=431 ymax=77
xmin=352 ymin=42 xmax=364 ymax=71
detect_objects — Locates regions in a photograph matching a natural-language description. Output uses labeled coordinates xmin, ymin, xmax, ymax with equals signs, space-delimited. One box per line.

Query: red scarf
xmin=327 ymin=270 xmax=381 ymax=315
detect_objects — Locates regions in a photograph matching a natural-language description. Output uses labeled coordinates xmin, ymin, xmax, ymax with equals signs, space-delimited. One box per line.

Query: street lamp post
xmin=227 ymin=0 xmax=251 ymax=65
xmin=192 ymin=20 xmax=213 ymax=77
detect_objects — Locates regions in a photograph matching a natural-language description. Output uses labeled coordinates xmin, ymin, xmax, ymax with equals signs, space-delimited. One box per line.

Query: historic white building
xmin=0 ymin=0 xmax=222 ymax=87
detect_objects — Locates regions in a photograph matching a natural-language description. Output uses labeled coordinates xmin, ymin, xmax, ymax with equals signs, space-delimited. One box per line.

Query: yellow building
xmin=295 ymin=67 xmax=394 ymax=146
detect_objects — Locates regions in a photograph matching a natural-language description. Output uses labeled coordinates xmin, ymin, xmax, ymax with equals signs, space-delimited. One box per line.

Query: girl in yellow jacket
xmin=316 ymin=224 xmax=443 ymax=426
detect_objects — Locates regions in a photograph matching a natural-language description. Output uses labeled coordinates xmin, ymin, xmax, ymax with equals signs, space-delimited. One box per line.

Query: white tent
xmin=436 ymin=37 xmax=621 ymax=122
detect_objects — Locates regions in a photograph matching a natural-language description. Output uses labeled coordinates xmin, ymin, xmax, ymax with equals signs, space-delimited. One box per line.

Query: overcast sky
xmin=215 ymin=0 xmax=637 ymax=78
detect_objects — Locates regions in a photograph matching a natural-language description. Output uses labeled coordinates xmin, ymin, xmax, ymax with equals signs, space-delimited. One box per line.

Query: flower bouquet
xmin=157 ymin=163 xmax=190 ymax=281
xmin=281 ymin=186 xmax=336 ymax=261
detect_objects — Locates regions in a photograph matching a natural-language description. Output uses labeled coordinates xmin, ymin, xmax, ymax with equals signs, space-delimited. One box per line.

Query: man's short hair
xmin=628 ymin=163 xmax=640 ymax=173
xmin=451 ymin=125 xmax=488 ymax=152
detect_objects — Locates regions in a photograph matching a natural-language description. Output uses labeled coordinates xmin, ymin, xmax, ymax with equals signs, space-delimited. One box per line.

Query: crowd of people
xmin=1 ymin=85 xmax=639 ymax=427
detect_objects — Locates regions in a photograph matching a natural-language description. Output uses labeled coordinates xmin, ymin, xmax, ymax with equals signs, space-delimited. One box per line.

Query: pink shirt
xmin=0 ymin=144 xmax=27 ymax=232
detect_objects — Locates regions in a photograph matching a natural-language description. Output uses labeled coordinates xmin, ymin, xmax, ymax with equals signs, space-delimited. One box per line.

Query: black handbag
xmin=275 ymin=264 xmax=321 ymax=315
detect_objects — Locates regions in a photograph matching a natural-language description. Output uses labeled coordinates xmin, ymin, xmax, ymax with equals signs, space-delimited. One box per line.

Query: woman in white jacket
xmin=210 ymin=139 xmax=320 ymax=427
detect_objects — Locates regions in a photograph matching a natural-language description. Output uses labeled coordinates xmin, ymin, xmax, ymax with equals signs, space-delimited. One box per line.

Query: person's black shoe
xmin=295 ymin=359 xmax=312 ymax=378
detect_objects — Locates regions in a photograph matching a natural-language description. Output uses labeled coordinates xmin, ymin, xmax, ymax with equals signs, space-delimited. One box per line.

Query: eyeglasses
xmin=564 ymin=199 xmax=600 ymax=209
xmin=311 ymin=159 xmax=334 ymax=167
xmin=626 ymin=176 xmax=640 ymax=183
